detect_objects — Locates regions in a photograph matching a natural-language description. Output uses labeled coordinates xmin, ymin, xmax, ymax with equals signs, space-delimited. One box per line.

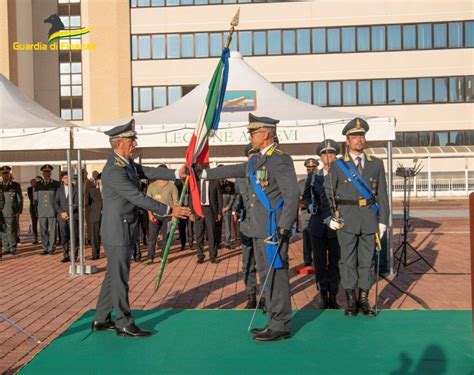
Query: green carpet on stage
xmin=19 ymin=310 xmax=473 ymax=375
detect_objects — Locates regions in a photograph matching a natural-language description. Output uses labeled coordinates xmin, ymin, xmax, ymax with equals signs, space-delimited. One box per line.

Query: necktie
xmin=65 ymin=186 xmax=68 ymax=198
xmin=201 ymin=180 xmax=208 ymax=206
xmin=355 ymin=156 xmax=364 ymax=175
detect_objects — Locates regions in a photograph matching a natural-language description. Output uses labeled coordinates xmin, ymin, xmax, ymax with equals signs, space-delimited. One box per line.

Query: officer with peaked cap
xmin=303 ymin=140 xmax=341 ymax=309
xmin=35 ymin=164 xmax=60 ymax=255
xmin=0 ymin=166 xmax=22 ymax=255
xmin=200 ymin=113 xmax=299 ymax=341
xmin=300 ymin=158 xmax=319 ymax=266
xmin=323 ymin=118 xmax=389 ymax=317
xmin=92 ymin=119 xmax=191 ymax=338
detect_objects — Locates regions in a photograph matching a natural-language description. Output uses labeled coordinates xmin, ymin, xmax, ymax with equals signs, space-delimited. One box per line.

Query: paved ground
xmin=0 ymin=198 xmax=470 ymax=374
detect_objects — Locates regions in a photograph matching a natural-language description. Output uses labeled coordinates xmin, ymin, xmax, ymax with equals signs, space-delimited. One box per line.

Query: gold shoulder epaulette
xmin=343 ymin=154 xmax=350 ymax=162
xmin=266 ymin=144 xmax=285 ymax=156
xmin=114 ymin=156 xmax=126 ymax=168
xmin=366 ymin=154 xmax=378 ymax=161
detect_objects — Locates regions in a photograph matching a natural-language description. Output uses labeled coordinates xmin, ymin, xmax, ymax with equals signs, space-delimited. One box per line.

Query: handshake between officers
xmin=91 ymin=119 xmax=191 ymax=338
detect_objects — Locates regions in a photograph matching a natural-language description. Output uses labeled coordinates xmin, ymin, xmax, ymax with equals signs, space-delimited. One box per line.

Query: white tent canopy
xmin=74 ymin=52 xmax=395 ymax=149
xmin=0 ymin=74 xmax=72 ymax=151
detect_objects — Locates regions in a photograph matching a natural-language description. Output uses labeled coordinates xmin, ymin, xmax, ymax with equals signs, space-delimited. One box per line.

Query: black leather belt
xmin=337 ymin=198 xmax=376 ymax=207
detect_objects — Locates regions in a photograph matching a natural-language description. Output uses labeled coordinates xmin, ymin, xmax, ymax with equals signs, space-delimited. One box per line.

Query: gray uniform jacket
xmin=87 ymin=183 xmax=103 ymax=224
xmin=233 ymin=178 xmax=251 ymax=237
xmin=1 ymin=182 xmax=23 ymax=218
xmin=0 ymin=186 xmax=4 ymax=225
xmin=324 ymin=153 xmax=389 ymax=235
xmin=100 ymin=153 xmax=177 ymax=246
xmin=35 ymin=180 xmax=60 ymax=218
xmin=303 ymin=172 xmax=333 ymax=239
xmin=205 ymin=145 xmax=299 ymax=239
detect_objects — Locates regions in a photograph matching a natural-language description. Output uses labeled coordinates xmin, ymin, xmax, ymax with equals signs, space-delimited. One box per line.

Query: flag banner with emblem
xmin=185 ymin=47 xmax=230 ymax=217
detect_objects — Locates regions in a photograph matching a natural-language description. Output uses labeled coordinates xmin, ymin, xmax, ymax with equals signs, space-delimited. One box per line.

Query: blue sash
xmin=248 ymin=156 xmax=284 ymax=269
xmin=335 ymin=159 xmax=379 ymax=215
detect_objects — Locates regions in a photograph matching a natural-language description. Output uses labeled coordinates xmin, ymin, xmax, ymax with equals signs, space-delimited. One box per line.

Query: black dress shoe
xmin=250 ymin=326 xmax=268 ymax=335
xmin=197 ymin=258 xmax=204 ymax=264
xmin=253 ymin=329 xmax=291 ymax=342
xmin=319 ymin=290 xmax=329 ymax=309
xmin=244 ymin=294 xmax=257 ymax=309
xmin=40 ymin=250 xmax=48 ymax=255
xmin=91 ymin=320 xmax=116 ymax=331
xmin=358 ymin=289 xmax=376 ymax=317
xmin=210 ymin=257 xmax=219 ymax=264
xmin=116 ymin=323 xmax=151 ymax=337
xmin=344 ymin=289 xmax=358 ymax=317
xmin=329 ymin=293 xmax=339 ymax=309
xmin=60 ymin=257 xmax=70 ymax=263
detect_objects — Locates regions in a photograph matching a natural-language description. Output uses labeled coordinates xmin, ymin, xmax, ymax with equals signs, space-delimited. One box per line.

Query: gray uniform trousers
xmin=337 ymin=231 xmax=375 ymax=290
xmin=253 ymin=238 xmax=292 ymax=332
xmin=222 ymin=212 xmax=233 ymax=245
xmin=1 ymin=217 xmax=18 ymax=253
xmin=95 ymin=244 xmax=133 ymax=329
xmin=241 ymin=232 xmax=257 ymax=296
xmin=39 ymin=217 xmax=57 ymax=253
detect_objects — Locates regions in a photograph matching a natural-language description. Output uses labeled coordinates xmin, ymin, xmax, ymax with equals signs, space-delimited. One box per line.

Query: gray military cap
xmin=342 ymin=117 xmax=369 ymax=136
xmin=247 ymin=113 xmax=279 ymax=132
xmin=105 ymin=118 xmax=137 ymax=140
xmin=316 ymin=139 xmax=340 ymax=156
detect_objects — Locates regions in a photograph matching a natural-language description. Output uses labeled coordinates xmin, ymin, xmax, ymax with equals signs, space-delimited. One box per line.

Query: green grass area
xmin=19 ymin=310 xmax=473 ymax=374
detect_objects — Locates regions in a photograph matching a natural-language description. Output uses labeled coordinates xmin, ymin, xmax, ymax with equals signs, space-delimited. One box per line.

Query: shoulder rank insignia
xmin=266 ymin=144 xmax=285 ymax=156
xmin=114 ymin=156 xmax=126 ymax=168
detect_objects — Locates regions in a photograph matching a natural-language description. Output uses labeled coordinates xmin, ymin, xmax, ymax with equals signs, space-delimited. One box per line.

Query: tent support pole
xmin=77 ymin=150 xmax=85 ymax=276
xmin=67 ymin=149 xmax=77 ymax=276
xmin=387 ymin=141 xmax=394 ymax=276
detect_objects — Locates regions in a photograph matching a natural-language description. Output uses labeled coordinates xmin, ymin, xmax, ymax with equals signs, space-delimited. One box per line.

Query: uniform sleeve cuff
xmin=201 ymin=170 xmax=207 ymax=179
xmin=174 ymin=170 xmax=180 ymax=179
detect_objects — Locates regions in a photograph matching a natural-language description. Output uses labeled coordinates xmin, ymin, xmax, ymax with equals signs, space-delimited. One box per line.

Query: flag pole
xmin=154 ymin=9 xmax=239 ymax=291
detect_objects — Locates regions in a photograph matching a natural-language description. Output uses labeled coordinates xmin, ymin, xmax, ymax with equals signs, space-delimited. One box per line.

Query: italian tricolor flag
xmin=185 ymin=48 xmax=231 ymax=217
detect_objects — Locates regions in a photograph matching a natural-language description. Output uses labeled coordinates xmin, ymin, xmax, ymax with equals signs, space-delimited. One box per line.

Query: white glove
xmin=329 ymin=218 xmax=343 ymax=231
xmin=379 ymin=223 xmax=387 ymax=234
xmin=308 ymin=204 xmax=317 ymax=215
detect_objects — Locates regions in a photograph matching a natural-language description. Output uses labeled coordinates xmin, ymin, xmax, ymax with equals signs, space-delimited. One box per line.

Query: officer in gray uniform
xmin=303 ymin=140 xmax=340 ymax=309
xmin=324 ymin=118 xmax=389 ymax=318
xmin=0 ymin=166 xmax=23 ymax=255
xmin=232 ymin=144 xmax=263 ymax=310
xmin=201 ymin=113 xmax=299 ymax=342
xmin=91 ymin=119 xmax=190 ymax=338
xmin=300 ymin=158 xmax=318 ymax=266
xmin=36 ymin=165 xmax=60 ymax=255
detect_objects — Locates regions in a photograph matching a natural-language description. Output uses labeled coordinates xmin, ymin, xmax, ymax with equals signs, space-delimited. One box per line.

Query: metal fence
xmin=392 ymin=178 xmax=474 ymax=197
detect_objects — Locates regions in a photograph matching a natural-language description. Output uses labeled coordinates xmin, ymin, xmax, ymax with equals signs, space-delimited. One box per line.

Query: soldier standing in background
xmin=0 ymin=166 xmax=23 ymax=255
xmin=36 ymin=164 xmax=60 ymax=255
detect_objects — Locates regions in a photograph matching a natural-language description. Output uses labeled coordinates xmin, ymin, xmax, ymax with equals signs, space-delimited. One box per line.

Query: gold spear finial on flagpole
xmin=226 ymin=8 xmax=240 ymax=48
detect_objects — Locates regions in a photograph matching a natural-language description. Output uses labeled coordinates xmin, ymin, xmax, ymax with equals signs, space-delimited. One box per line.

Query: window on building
xmin=403 ymin=25 xmax=416 ymax=49
xmin=448 ymin=22 xmax=463 ymax=48
xmin=282 ymin=30 xmax=296 ymax=54
xmin=394 ymin=132 xmax=404 ymax=147
xmin=450 ymin=131 xmax=464 ymax=145
xmin=181 ymin=34 xmax=194 ymax=57
xmin=239 ymin=31 xmax=252 ymax=56
xmin=357 ymin=27 xmax=370 ymax=51
xmin=273 ymin=82 xmax=283 ymax=90
xmin=327 ymin=28 xmax=341 ymax=52
xmin=210 ymin=33 xmax=222 ymax=56
xmin=283 ymin=82 xmax=296 ymax=98
xmin=418 ymin=132 xmax=433 ymax=146
xmin=433 ymin=23 xmax=447 ymax=48
xmin=152 ymin=35 xmax=165 ymax=58
xmin=465 ymin=76 xmax=474 ymax=101
xmin=387 ymin=25 xmax=401 ymax=50
xmin=449 ymin=77 xmax=464 ymax=102
xmin=138 ymin=35 xmax=151 ymax=59
xmin=433 ymin=131 xmax=449 ymax=146
xmin=254 ymin=31 xmax=266 ymax=55
xmin=434 ymin=78 xmax=448 ymax=102
xmin=404 ymin=79 xmax=417 ymax=103
xmin=358 ymin=80 xmax=371 ymax=105
xmin=167 ymin=34 xmax=180 ymax=58
xmin=418 ymin=23 xmax=432 ymax=49
xmin=297 ymin=29 xmax=310 ymax=54
xmin=342 ymin=27 xmax=356 ymax=52
xmin=268 ymin=30 xmax=282 ymax=55
xmin=371 ymin=26 xmax=385 ymax=51
xmin=153 ymin=87 xmax=166 ymax=108
xmin=313 ymin=82 xmax=327 ymax=106
xmin=297 ymin=82 xmax=311 ymax=103
xmin=388 ymin=79 xmax=402 ymax=104
xmin=419 ymin=78 xmax=433 ymax=103
xmin=168 ymin=86 xmax=182 ymax=104
xmin=342 ymin=81 xmax=356 ymax=105
xmin=466 ymin=131 xmax=474 ymax=145
xmin=312 ymin=28 xmax=326 ymax=53
xmin=139 ymin=87 xmax=152 ymax=111
xmin=465 ymin=21 xmax=474 ymax=47
xmin=131 ymin=35 xmax=138 ymax=59
xmin=404 ymin=132 xmax=418 ymax=147
xmin=195 ymin=33 xmax=208 ymax=57
xmin=372 ymin=80 xmax=386 ymax=104
xmin=328 ymin=81 xmax=341 ymax=105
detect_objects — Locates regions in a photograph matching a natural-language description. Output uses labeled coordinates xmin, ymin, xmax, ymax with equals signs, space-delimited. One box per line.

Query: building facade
xmin=1 ymin=0 xmax=473 ymax=194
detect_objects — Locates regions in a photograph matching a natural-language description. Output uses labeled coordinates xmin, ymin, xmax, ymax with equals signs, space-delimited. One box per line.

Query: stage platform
xmin=18 ymin=310 xmax=473 ymax=374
